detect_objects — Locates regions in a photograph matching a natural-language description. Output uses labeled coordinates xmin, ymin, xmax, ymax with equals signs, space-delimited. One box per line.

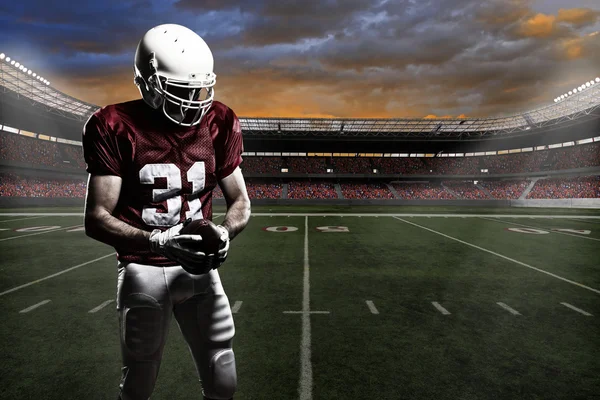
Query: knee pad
xmin=203 ymin=349 xmax=237 ymax=400
xmin=121 ymin=293 xmax=164 ymax=357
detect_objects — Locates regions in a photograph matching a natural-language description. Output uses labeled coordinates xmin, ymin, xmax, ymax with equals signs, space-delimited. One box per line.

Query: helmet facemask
xmin=160 ymin=77 xmax=214 ymax=126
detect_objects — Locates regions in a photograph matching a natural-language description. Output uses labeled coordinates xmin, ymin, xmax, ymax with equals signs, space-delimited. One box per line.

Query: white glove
xmin=149 ymin=221 xmax=206 ymax=269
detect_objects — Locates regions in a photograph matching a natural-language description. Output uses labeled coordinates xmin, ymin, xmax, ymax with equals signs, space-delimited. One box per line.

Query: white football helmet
xmin=134 ymin=24 xmax=216 ymax=126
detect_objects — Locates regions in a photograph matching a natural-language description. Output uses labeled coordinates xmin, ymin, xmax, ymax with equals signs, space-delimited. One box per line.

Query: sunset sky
xmin=1 ymin=0 xmax=599 ymax=119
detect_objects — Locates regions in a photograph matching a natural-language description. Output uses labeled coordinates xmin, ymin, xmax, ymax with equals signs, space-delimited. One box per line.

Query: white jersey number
xmin=140 ymin=162 xmax=205 ymax=227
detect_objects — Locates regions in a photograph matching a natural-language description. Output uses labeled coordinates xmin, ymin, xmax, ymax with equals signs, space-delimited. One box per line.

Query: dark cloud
xmin=1 ymin=0 xmax=598 ymax=118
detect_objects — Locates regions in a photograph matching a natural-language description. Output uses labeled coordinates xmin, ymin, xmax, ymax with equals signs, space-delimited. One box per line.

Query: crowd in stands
xmin=552 ymin=143 xmax=600 ymax=170
xmin=62 ymin=146 xmax=87 ymax=169
xmin=288 ymin=180 xmax=338 ymax=199
xmin=391 ymin=182 xmax=454 ymax=199
xmin=1 ymin=132 xmax=69 ymax=168
xmin=340 ymin=182 xmax=395 ymax=199
xmin=3 ymin=129 xmax=600 ymax=177
xmin=245 ymin=182 xmax=283 ymax=199
xmin=332 ymin=157 xmax=372 ymax=173
xmin=478 ymin=180 xmax=529 ymax=199
xmin=527 ymin=176 xmax=600 ymax=199
xmin=0 ymin=173 xmax=86 ymax=197
xmin=286 ymin=157 xmax=328 ymax=173
xmin=428 ymin=158 xmax=480 ymax=175
xmin=2 ymin=172 xmax=599 ymax=200
xmin=443 ymin=181 xmax=490 ymax=199
xmin=375 ymin=157 xmax=429 ymax=174
xmin=240 ymin=157 xmax=281 ymax=173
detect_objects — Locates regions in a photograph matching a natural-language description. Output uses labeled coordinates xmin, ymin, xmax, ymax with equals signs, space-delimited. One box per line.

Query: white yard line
xmin=0 ymin=213 xmax=82 ymax=216
xmin=432 ymin=302 xmax=451 ymax=315
xmin=496 ymin=302 xmax=521 ymax=315
xmin=393 ymin=217 xmax=600 ymax=295
xmin=19 ymin=300 xmax=51 ymax=313
xmin=366 ymin=300 xmax=380 ymax=314
xmin=231 ymin=301 xmax=243 ymax=314
xmin=0 ymin=253 xmax=117 ymax=297
xmin=88 ymin=299 xmax=114 ymax=313
xmin=284 ymin=311 xmax=330 ymax=314
xmin=0 ymin=216 xmax=47 ymax=223
xmin=480 ymin=217 xmax=600 ymax=242
xmin=0 ymin=225 xmax=81 ymax=242
xmin=299 ymin=215 xmax=312 ymax=400
xmin=560 ymin=302 xmax=593 ymax=316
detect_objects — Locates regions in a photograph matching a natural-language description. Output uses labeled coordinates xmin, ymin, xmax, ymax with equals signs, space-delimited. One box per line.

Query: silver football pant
xmin=116 ymin=262 xmax=236 ymax=400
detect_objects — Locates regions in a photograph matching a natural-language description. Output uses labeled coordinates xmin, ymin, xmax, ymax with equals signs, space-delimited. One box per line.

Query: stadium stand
xmin=244 ymin=181 xmax=283 ymax=199
xmin=332 ymin=157 xmax=373 ymax=173
xmin=391 ymin=182 xmax=455 ymax=199
xmin=240 ymin=156 xmax=281 ymax=173
xmin=478 ymin=180 xmax=529 ymax=199
xmin=443 ymin=181 xmax=490 ymax=199
xmin=527 ymin=176 xmax=600 ymax=199
xmin=286 ymin=157 xmax=327 ymax=173
xmin=340 ymin=182 xmax=395 ymax=199
xmin=0 ymin=173 xmax=86 ymax=197
xmin=374 ymin=157 xmax=429 ymax=174
xmin=288 ymin=180 xmax=338 ymax=199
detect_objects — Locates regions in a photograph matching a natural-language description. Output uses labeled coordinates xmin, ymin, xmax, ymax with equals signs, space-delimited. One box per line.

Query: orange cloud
xmin=562 ymin=38 xmax=584 ymax=59
xmin=556 ymin=8 xmax=600 ymax=26
xmin=517 ymin=13 xmax=556 ymax=38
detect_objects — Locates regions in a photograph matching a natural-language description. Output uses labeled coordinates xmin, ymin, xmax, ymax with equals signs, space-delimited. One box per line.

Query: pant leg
xmin=116 ymin=262 xmax=174 ymax=400
xmin=173 ymin=269 xmax=236 ymax=400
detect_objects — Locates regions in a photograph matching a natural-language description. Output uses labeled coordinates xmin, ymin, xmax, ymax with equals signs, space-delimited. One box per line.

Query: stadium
xmin=1 ymin=45 xmax=599 ymax=400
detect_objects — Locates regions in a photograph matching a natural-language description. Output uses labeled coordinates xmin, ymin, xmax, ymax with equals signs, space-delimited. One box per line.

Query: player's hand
xmin=149 ymin=221 xmax=207 ymax=268
xmin=177 ymin=225 xmax=229 ymax=274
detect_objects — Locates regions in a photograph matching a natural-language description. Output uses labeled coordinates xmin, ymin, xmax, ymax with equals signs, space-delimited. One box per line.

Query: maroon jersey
xmin=82 ymin=99 xmax=243 ymax=266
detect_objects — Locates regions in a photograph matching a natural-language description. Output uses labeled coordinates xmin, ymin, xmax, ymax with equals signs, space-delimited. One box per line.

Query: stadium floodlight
xmin=15 ymin=62 xmax=20 ymax=67
xmin=564 ymin=93 xmax=568 ymax=97
xmin=46 ymin=81 xmax=50 ymax=85
xmin=5 ymin=56 xmax=10 ymax=62
xmin=554 ymin=98 xmax=558 ymax=102
xmin=10 ymin=60 xmax=15 ymax=65
xmin=568 ymin=91 xmax=572 ymax=95
xmin=32 ymin=73 xmax=36 ymax=77
xmin=27 ymin=70 xmax=32 ymax=75
xmin=0 ymin=53 xmax=5 ymax=59
xmin=586 ymin=82 xmax=591 ymax=87
xmin=596 ymin=77 xmax=600 ymax=82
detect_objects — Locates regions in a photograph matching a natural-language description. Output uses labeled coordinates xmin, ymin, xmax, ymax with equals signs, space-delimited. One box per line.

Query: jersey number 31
xmin=139 ymin=162 xmax=205 ymax=227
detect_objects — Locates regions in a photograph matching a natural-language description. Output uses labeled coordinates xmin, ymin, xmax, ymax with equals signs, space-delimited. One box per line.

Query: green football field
xmin=0 ymin=205 xmax=599 ymax=400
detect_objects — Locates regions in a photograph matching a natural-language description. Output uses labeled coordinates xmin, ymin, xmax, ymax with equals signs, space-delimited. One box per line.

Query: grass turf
xmin=0 ymin=207 xmax=598 ymax=399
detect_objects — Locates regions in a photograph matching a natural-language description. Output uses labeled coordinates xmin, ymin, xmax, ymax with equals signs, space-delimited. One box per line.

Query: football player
xmin=82 ymin=24 xmax=251 ymax=400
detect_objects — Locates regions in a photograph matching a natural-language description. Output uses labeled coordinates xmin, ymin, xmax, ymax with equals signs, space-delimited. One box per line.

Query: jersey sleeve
xmin=215 ymin=107 xmax=244 ymax=180
xmin=82 ymin=112 xmax=129 ymax=176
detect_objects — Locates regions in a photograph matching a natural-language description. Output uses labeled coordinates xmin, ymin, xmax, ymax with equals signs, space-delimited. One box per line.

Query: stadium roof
xmin=1 ymin=53 xmax=599 ymax=137
xmin=0 ymin=53 xmax=97 ymax=121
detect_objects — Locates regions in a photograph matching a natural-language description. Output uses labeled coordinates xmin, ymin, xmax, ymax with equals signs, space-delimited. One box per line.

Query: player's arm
xmin=84 ymin=174 xmax=152 ymax=251
xmin=218 ymin=166 xmax=251 ymax=241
